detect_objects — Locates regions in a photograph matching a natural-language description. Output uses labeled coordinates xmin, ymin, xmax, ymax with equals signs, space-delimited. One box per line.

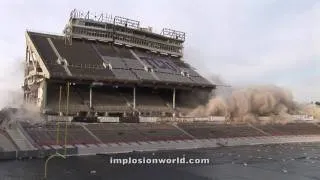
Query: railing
xmin=66 ymin=9 xmax=185 ymax=56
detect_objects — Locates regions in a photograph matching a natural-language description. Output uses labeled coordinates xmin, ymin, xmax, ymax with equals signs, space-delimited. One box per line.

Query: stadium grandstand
xmin=23 ymin=9 xmax=215 ymax=122
xmin=0 ymin=10 xmax=320 ymax=163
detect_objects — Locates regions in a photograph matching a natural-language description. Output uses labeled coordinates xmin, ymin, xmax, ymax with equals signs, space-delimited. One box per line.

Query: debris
xmin=282 ymin=168 xmax=288 ymax=173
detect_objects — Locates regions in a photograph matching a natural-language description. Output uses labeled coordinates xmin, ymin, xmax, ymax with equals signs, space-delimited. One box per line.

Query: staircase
xmin=6 ymin=125 xmax=36 ymax=151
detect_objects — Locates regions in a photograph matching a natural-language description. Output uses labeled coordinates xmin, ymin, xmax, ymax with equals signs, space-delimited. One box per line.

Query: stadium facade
xmin=23 ymin=9 xmax=215 ymax=122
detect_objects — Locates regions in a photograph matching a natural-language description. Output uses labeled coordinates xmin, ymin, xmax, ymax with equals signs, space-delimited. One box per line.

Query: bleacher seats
xmin=176 ymin=99 xmax=199 ymax=112
xmin=29 ymin=33 xmax=68 ymax=76
xmin=115 ymin=46 xmax=135 ymax=59
xmin=143 ymin=56 xmax=180 ymax=74
xmin=18 ymin=121 xmax=320 ymax=148
xmin=136 ymin=89 xmax=171 ymax=112
xmin=21 ymin=122 xmax=99 ymax=146
xmin=132 ymin=69 xmax=157 ymax=81
xmin=46 ymin=85 xmax=90 ymax=114
xmin=178 ymin=123 xmax=264 ymax=138
xmin=111 ymin=69 xmax=138 ymax=81
xmin=85 ymin=123 xmax=190 ymax=143
xmin=122 ymin=58 xmax=145 ymax=70
xmin=154 ymin=72 xmax=192 ymax=83
xmin=52 ymin=39 xmax=103 ymax=66
xmin=189 ymin=76 xmax=212 ymax=85
xmin=85 ymin=123 xmax=148 ymax=143
xmin=94 ymin=43 xmax=119 ymax=57
xmin=104 ymin=57 xmax=127 ymax=69
xmin=132 ymin=123 xmax=190 ymax=141
xmin=68 ymin=66 xmax=115 ymax=80
xmin=29 ymin=33 xmax=58 ymax=64
xmin=172 ymin=59 xmax=190 ymax=68
xmin=91 ymin=87 xmax=131 ymax=112
xmin=46 ymin=81 xmax=210 ymax=115
xmin=46 ymin=64 xmax=67 ymax=77
xmin=134 ymin=50 xmax=209 ymax=85
xmin=257 ymin=123 xmax=320 ymax=136
xmin=28 ymin=31 xmax=214 ymax=87
xmin=28 ymin=31 xmax=214 ymax=116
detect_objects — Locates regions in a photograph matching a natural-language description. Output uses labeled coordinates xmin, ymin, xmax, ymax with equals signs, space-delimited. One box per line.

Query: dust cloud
xmin=0 ymin=97 xmax=43 ymax=125
xmin=189 ymin=83 xmax=304 ymax=123
xmin=302 ymin=104 xmax=320 ymax=119
xmin=0 ymin=59 xmax=43 ymax=125
xmin=0 ymin=58 xmax=24 ymax=108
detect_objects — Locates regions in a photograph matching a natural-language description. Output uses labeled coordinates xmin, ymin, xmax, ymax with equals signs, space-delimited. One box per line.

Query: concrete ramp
xmin=0 ymin=133 xmax=16 ymax=151
xmin=6 ymin=126 xmax=36 ymax=151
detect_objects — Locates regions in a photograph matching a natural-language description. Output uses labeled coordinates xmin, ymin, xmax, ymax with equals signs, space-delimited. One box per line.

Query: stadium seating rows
xmin=52 ymin=39 xmax=104 ymax=66
xmin=115 ymin=46 xmax=136 ymax=59
xmin=94 ymin=42 xmax=118 ymax=57
xmin=85 ymin=123 xmax=191 ymax=143
xmin=177 ymin=123 xmax=264 ymax=138
xmin=29 ymin=33 xmax=68 ymax=77
xmin=28 ymin=31 xmax=213 ymax=115
xmin=122 ymin=58 xmax=145 ymax=70
xmin=19 ymin=122 xmax=320 ymax=147
xmin=111 ymin=69 xmax=138 ymax=81
xmin=28 ymin=31 xmax=213 ymax=86
xmin=21 ymin=122 xmax=99 ymax=146
xmin=20 ymin=122 xmax=192 ymax=146
xmin=46 ymin=84 xmax=176 ymax=114
xmin=256 ymin=123 xmax=320 ymax=136
xmin=29 ymin=33 xmax=59 ymax=64
xmin=47 ymin=86 xmax=90 ymax=113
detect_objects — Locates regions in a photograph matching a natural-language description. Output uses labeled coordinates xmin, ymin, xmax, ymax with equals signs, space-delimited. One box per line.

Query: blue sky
xmin=0 ymin=0 xmax=319 ymax=107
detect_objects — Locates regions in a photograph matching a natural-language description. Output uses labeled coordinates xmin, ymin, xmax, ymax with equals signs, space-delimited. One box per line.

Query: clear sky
xmin=0 ymin=0 xmax=319 ymax=107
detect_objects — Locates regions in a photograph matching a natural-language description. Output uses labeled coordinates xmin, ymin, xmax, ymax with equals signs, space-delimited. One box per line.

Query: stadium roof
xmin=26 ymin=31 xmax=214 ymax=89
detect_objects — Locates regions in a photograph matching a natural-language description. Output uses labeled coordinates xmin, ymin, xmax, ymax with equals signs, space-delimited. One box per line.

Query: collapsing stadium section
xmin=23 ymin=9 xmax=214 ymax=122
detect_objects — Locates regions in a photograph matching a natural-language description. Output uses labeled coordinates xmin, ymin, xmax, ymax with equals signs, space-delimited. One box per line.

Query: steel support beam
xmin=89 ymin=86 xmax=92 ymax=109
xmin=66 ymin=82 xmax=70 ymax=115
xmin=133 ymin=87 xmax=136 ymax=110
xmin=173 ymin=88 xmax=176 ymax=109
xmin=42 ymin=79 xmax=47 ymax=110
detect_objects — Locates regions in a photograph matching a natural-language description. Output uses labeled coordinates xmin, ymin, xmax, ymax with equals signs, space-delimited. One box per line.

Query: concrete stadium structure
xmin=23 ymin=9 xmax=214 ymax=121
xmin=0 ymin=9 xmax=319 ymax=160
